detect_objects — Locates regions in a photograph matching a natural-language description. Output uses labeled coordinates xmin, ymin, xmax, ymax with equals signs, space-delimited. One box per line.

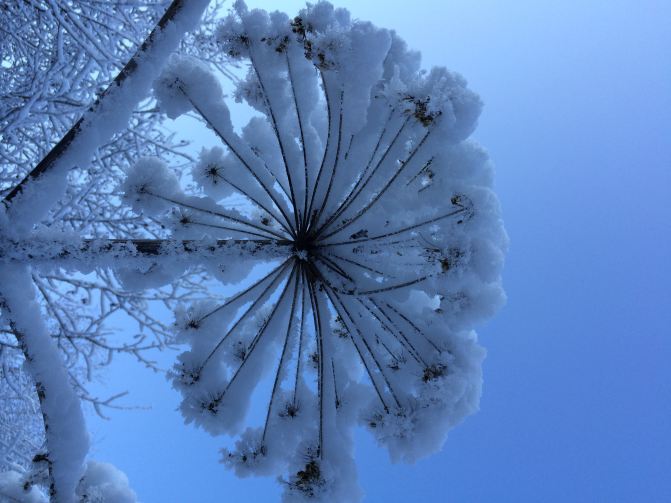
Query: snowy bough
xmin=125 ymin=2 xmax=506 ymax=501
xmin=1 ymin=1 xmax=506 ymax=502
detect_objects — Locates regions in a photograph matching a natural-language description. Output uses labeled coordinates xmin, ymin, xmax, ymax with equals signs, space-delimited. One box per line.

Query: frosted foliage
xmin=121 ymin=158 xmax=181 ymax=217
xmin=193 ymin=147 xmax=236 ymax=200
xmin=154 ymin=55 xmax=223 ymax=120
xmin=123 ymin=1 xmax=507 ymax=501
xmin=76 ymin=461 xmax=138 ymax=503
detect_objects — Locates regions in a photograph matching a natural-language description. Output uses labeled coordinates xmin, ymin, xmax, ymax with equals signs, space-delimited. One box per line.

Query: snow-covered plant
xmin=0 ymin=0 xmax=505 ymax=501
xmin=117 ymin=2 xmax=505 ymax=501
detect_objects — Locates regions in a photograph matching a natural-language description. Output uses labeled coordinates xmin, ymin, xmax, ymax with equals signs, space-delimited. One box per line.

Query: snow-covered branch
xmin=0 ymin=265 xmax=88 ymax=503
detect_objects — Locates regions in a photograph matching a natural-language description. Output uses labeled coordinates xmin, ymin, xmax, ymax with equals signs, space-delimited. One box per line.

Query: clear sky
xmin=89 ymin=1 xmax=671 ymax=501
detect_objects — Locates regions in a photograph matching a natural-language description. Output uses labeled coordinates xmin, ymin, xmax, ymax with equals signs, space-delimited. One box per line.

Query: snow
xmin=0 ymin=469 xmax=48 ymax=503
xmin=153 ymin=55 xmax=223 ymax=120
xmin=0 ymin=265 xmax=89 ymax=503
xmin=76 ymin=461 xmax=138 ymax=503
xmin=192 ymin=147 xmax=236 ymax=201
xmin=121 ymin=157 xmax=182 ymax=216
xmin=0 ymin=460 xmax=141 ymax=503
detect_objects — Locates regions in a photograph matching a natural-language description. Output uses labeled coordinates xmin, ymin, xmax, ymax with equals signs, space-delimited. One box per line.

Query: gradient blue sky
xmin=89 ymin=1 xmax=671 ymax=501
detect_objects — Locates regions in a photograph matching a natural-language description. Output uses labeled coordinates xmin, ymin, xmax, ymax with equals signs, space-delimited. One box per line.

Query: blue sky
xmin=89 ymin=1 xmax=671 ymax=501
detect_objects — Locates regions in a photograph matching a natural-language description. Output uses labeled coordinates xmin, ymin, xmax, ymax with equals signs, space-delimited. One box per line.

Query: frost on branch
xmin=0 ymin=266 xmax=88 ymax=503
xmin=123 ymin=1 xmax=507 ymax=501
